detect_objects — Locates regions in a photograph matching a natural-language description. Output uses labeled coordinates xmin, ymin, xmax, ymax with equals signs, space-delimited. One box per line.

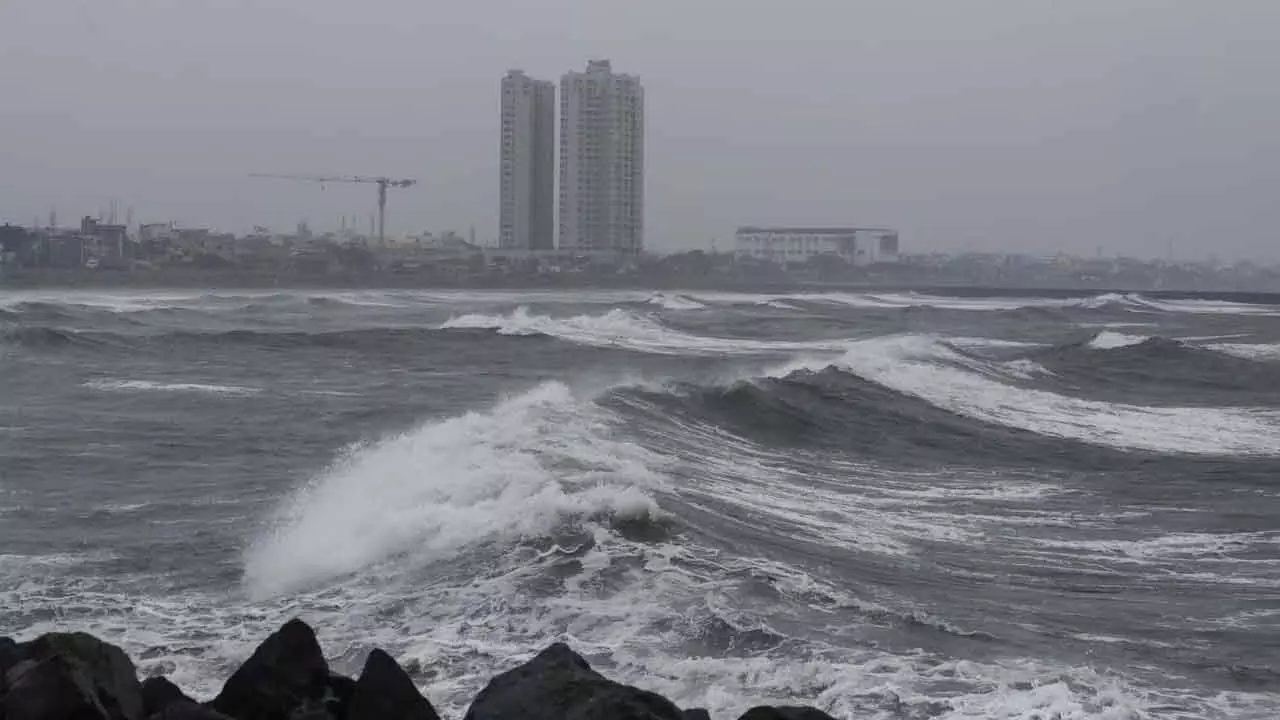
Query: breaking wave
xmin=1211 ymin=343 xmax=1280 ymax=362
xmin=10 ymin=286 xmax=1280 ymax=720
xmin=436 ymin=306 xmax=1280 ymax=456
xmin=702 ymin=290 xmax=1280 ymax=316
xmin=83 ymin=379 xmax=262 ymax=396
xmin=440 ymin=306 xmax=847 ymax=355
xmin=246 ymin=332 xmax=1280 ymax=602
xmin=773 ymin=335 xmax=1280 ymax=456
xmin=231 ymin=332 xmax=1280 ymax=718
xmin=647 ymin=292 xmax=707 ymax=311
xmin=244 ymin=381 xmax=666 ymax=596
xmin=1087 ymin=330 xmax=1149 ymax=349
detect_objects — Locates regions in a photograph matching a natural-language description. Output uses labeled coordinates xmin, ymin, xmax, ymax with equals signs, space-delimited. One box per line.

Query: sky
xmin=1 ymin=0 xmax=1277 ymax=260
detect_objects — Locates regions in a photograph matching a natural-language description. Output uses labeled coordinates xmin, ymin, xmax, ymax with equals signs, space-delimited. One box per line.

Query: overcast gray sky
xmin=2 ymin=0 xmax=1277 ymax=260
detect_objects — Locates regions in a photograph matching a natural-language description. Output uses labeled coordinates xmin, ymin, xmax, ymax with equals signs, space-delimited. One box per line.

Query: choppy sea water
xmin=3 ymin=287 xmax=1280 ymax=719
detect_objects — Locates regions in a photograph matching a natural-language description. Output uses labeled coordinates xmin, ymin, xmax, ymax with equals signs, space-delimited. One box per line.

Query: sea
xmin=2 ymin=287 xmax=1279 ymax=719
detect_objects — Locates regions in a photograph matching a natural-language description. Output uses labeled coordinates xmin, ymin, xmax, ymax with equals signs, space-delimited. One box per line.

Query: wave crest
xmin=767 ymin=335 xmax=1280 ymax=456
xmin=1087 ymin=330 xmax=1149 ymax=350
xmin=647 ymin=293 xmax=707 ymax=311
xmin=243 ymin=381 xmax=667 ymax=597
xmin=440 ymin=306 xmax=843 ymax=356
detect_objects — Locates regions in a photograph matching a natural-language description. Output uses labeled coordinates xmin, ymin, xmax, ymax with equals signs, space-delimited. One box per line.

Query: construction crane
xmin=250 ymin=173 xmax=417 ymax=244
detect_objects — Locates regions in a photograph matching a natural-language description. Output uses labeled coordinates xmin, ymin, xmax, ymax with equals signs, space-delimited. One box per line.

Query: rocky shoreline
xmin=1 ymin=619 xmax=837 ymax=720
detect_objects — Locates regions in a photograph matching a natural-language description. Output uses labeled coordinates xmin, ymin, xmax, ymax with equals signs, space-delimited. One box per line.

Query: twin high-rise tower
xmin=499 ymin=60 xmax=644 ymax=253
xmin=499 ymin=70 xmax=556 ymax=251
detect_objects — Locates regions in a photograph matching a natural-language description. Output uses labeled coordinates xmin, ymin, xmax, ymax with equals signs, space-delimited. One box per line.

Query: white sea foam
xmin=95 ymin=502 xmax=150 ymax=514
xmin=647 ymin=292 xmax=707 ymax=310
xmin=440 ymin=306 xmax=845 ymax=356
xmin=760 ymin=299 xmax=802 ymax=310
xmin=10 ymin=288 xmax=1280 ymax=720
xmin=1177 ymin=333 xmax=1252 ymax=343
xmin=0 ymin=552 xmax=106 ymax=571
xmin=683 ymin=291 xmax=1066 ymax=312
xmin=620 ymin=400 xmax=1002 ymax=558
xmin=773 ymin=335 xmax=1280 ymax=456
xmin=0 ymin=291 xmax=207 ymax=313
xmin=83 ymin=379 xmax=262 ymax=396
xmin=765 ymin=290 xmax=1280 ymax=317
xmin=996 ymin=358 xmax=1055 ymax=380
xmin=1072 ymin=292 xmax=1132 ymax=310
xmin=947 ymin=336 xmax=1045 ymax=349
xmin=1073 ymin=293 xmax=1280 ymax=316
xmin=1087 ymin=330 xmax=1149 ymax=349
xmin=243 ymin=381 xmax=666 ymax=597
xmin=9 ymin=511 xmax=1267 ymax=719
xmin=799 ymin=292 xmax=1061 ymax=312
xmin=1077 ymin=321 xmax=1160 ymax=329
xmin=1134 ymin=296 xmax=1280 ymax=316
xmin=11 ymin=378 xmax=1272 ymax=720
xmin=1031 ymin=531 xmax=1280 ymax=562
xmin=1209 ymin=343 xmax=1280 ymax=362
xmin=367 ymin=532 xmax=1209 ymax=719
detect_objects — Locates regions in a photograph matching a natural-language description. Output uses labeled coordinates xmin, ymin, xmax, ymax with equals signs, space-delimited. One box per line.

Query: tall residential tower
xmin=559 ymin=60 xmax=644 ymax=254
xmin=499 ymin=70 xmax=555 ymax=250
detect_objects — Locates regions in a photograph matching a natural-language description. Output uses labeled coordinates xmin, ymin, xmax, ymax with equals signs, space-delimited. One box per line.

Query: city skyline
xmin=1 ymin=2 xmax=1277 ymax=262
xmin=499 ymin=60 xmax=646 ymax=255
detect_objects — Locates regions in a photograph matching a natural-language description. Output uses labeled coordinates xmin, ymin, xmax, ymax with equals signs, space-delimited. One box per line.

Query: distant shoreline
xmin=3 ymin=267 xmax=1279 ymax=305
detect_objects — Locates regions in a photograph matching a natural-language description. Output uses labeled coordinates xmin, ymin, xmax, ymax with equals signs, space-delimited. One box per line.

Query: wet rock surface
xmin=0 ymin=620 xmax=840 ymax=720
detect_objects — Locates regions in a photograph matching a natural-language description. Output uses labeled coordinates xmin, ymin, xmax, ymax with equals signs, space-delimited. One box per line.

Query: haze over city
xmin=2 ymin=0 xmax=1278 ymax=261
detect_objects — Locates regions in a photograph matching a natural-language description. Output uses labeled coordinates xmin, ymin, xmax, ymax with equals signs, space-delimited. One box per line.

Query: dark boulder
xmin=737 ymin=707 xmax=837 ymax=720
xmin=148 ymin=701 xmax=235 ymax=720
xmin=0 ymin=637 xmax=20 ymax=669
xmin=283 ymin=673 xmax=357 ymax=720
xmin=323 ymin=673 xmax=357 ymax=719
xmin=141 ymin=677 xmax=194 ymax=716
xmin=4 ymin=632 xmax=144 ymax=720
xmin=1 ymin=637 xmax=23 ymax=693
xmin=208 ymin=619 xmax=330 ymax=720
xmin=347 ymin=649 xmax=439 ymax=720
xmin=6 ymin=656 xmax=106 ymax=720
xmin=281 ymin=698 xmax=334 ymax=720
xmin=463 ymin=643 xmax=683 ymax=720
xmin=683 ymin=710 xmax=712 ymax=720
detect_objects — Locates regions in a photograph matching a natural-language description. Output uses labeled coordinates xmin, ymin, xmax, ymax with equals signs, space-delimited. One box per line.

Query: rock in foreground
xmin=346 ymin=648 xmax=439 ymax=720
xmin=464 ymin=643 xmax=684 ymax=720
xmin=208 ymin=618 xmax=342 ymax=720
xmin=142 ymin=676 xmax=196 ymax=716
xmin=0 ymin=620 xmax=838 ymax=720
xmin=4 ymin=632 xmax=145 ymax=720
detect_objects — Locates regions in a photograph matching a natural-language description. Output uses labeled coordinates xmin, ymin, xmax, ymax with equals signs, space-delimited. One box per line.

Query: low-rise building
xmin=734 ymin=226 xmax=900 ymax=267
xmin=80 ymin=217 xmax=130 ymax=268
xmin=0 ymin=225 xmax=36 ymax=266
xmin=46 ymin=234 xmax=87 ymax=268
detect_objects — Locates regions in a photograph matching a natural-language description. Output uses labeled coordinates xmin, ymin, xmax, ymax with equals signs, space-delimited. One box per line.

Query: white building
xmin=734 ymin=227 xmax=900 ymax=266
xmin=559 ymin=59 xmax=644 ymax=254
xmin=500 ymin=70 xmax=556 ymax=250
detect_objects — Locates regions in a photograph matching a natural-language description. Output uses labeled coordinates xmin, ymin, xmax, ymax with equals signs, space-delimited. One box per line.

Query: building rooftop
xmin=736 ymin=226 xmax=897 ymax=235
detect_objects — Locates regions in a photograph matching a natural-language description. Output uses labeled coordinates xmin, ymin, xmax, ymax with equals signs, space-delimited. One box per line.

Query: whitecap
xmin=1087 ymin=331 xmax=1148 ymax=349
xmin=243 ymin=381 xmax=667 ymax=597
xmin=83 ymin=379 xmax=261 ymax=396
xmin=774 ymin=335 xmax=1280 ymax=456
xmin=440 ymin=306 xmax=845 ymax=356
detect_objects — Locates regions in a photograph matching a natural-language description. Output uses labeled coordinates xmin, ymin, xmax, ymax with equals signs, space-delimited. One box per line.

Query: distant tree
xmin=336 ymin=245 xmax=376 ymax=272
xmin=803 ymin=253 xmax=854 ymax=281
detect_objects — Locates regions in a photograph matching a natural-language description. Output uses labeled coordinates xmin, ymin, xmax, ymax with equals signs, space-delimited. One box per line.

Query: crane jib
xmin=248 ymin=172 xmax=417 ymax=243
